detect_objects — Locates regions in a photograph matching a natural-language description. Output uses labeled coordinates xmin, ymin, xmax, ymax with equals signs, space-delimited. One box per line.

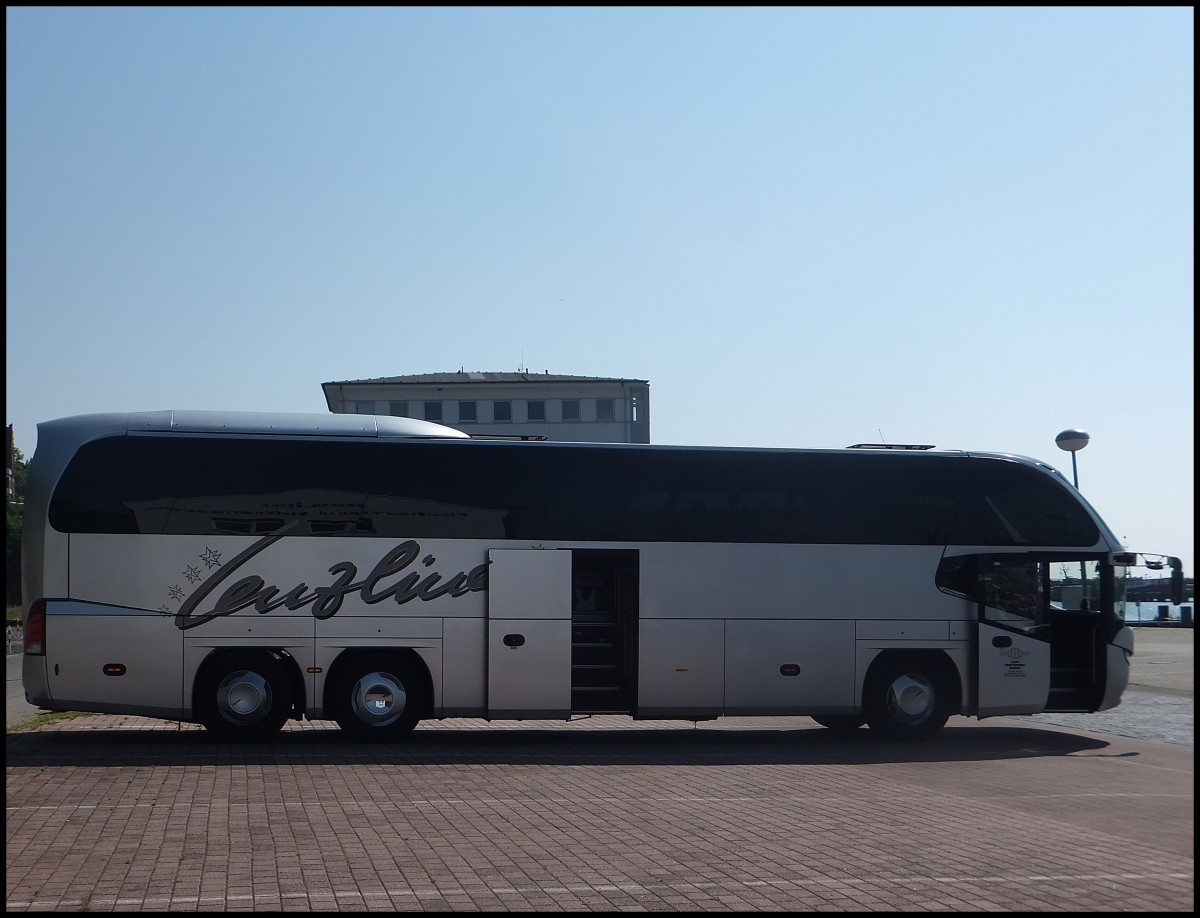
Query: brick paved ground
xmin=6 ymin=714 xmax=1194 ymax=912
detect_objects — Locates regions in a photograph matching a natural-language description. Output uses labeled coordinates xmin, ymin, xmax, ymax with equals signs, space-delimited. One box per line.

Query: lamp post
xmin=1055 ymin=428 xmax=1090 ymax=489
xmin=1056 ymin=428 xmax=1091 ymax=609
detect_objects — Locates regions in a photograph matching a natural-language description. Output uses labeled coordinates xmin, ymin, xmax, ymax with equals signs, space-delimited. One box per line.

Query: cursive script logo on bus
xmin=174 ymin=532 xmax=489 ymax=631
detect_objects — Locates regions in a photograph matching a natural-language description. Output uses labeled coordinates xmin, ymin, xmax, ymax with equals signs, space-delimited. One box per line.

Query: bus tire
xmin=329 ymin=652 xmax=425 ymax=742
xmin=864 ymin=653 xmax=953 ymax=741
xmin=811 ymin=715 xmax=866 ymax=732
xmin=195 ymin=650 xmax=293 ymax=743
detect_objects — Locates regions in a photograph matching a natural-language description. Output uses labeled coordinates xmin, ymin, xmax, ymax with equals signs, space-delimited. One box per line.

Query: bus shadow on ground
xmin=5 ymin=722 xmax=1114 ymax=768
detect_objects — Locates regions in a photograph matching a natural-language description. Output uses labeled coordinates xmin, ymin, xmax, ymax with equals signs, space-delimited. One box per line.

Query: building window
xmin=561 ymin=399 xmax=580 ymax=421
xmin=424 ymin=401 xmax=443 ymax=423
xmin=596 ymin=398 xmax=615 ymax=421
xmin=389 ymin=401 xmax=408 ymax=417
xmin=458 ymin=401 xmax=477 ymax=423
xmin=493 ymin=400 xmax=512 ymax=422
xmin=527 ymin=400 xmax=546 ymax=422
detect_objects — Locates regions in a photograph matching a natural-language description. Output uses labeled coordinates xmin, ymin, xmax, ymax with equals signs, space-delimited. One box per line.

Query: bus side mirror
xmin=1169 ymin=557 xmax=1185 ymax=605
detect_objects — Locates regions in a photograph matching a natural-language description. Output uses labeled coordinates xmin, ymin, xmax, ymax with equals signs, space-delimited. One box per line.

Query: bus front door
xmin=975 ymin=557 xmax=1052 ymax=716
xmin=486 ymin=549 xmax=573 ymax=719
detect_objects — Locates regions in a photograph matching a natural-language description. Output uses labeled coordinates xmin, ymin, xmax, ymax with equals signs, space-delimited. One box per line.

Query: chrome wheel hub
xmin=216 ymin=670 xmax=272 ymax=725
xmin=886 ymin=673 xmax=934 ymax=725
xmin=351 ymin=672 xmax=407 ymax=727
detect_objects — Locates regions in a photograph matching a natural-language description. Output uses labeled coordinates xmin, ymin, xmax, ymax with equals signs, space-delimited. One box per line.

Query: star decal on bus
xmin=199 ymin=547 xmax=222 ymax=569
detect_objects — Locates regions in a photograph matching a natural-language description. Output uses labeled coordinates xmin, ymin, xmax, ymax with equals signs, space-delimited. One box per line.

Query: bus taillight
xmin=24 ymin=600 xmax=46 ymax=655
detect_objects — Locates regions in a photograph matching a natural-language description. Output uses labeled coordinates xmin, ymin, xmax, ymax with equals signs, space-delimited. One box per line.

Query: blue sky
xmin=6 ymin=7 xmax=1194 ymax=576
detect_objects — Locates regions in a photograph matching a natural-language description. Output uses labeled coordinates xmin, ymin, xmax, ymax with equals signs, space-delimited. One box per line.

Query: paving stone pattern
xmin=6 ymin=715 xmax=1194 ymax=912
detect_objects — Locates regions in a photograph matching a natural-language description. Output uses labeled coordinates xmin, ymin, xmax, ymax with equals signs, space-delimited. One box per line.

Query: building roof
xmin=323 ymin=372 xmax=648 ymax=386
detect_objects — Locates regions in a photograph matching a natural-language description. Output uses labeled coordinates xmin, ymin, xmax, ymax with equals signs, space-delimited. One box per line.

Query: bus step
xmin=1046 ymin=688 xmax=1090 ymax=705
xmin=1050 ymin=667 xmax=1090 ymax=682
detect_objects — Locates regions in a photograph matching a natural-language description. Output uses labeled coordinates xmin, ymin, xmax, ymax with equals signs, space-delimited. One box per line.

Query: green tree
xmin=6 ymin=443 xmax=28 ymax=608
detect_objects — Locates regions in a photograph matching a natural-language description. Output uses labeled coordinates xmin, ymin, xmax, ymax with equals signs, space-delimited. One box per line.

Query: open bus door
xmin=974 ymin=556 xmax=1053 ymax=716
xmin=975 ymin=554 xmax=1119 ymax=716
xmin=486 ymin=549 xmax=573 ymax=719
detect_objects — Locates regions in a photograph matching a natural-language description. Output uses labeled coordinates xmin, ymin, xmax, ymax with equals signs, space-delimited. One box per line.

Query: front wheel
xmin=195 ymin=651 xmax=293 ymax=742
xmin=864 ymin=654 xmax=953 ymax=741
xmin=329 ymin=653 xmax=426 ymax=741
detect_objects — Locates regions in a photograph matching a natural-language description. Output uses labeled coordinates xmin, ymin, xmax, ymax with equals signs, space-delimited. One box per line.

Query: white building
xmin=321 ymin=372 xmax=650 ymax=443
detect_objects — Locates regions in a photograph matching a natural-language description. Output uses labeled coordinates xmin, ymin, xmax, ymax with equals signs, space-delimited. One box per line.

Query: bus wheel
xmin=196 ymin=651 xmax=293 ymax=743
xmin=329 ymin=653 xmax=425 ymax=742
xmin=864 ymin=654 xmax=952 ymax=741
xmin=811 ymin=715 xmax=865 ymax=732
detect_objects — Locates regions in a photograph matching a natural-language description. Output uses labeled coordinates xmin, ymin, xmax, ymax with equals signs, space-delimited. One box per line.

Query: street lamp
xmin=1055 ymin=428 xmax=1090 ymax=489
xmin=1056 ymin=428 xmax=1091 ymax=609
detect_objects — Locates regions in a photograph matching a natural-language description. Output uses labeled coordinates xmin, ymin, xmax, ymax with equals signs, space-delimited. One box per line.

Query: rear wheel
xmin=864 ymin=654 xmax=953 ymax=741
xmin=195 ymin=651 xmax=293 ymax=742
xmin=329 ymin=653 xmax=426 ymax=742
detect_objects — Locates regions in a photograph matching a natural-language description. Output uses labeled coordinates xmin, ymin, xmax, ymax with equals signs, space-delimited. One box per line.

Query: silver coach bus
xmin=21 ymin=410 xmax=1181 ymax=742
